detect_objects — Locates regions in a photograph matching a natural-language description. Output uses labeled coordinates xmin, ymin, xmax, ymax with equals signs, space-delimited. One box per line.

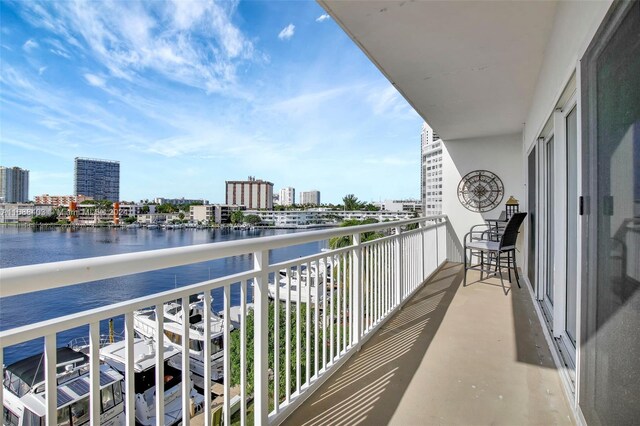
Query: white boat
xmin=99 ymin=338 xmax=203 ymax=426
xmin=133 ymin=299 xmax=229 ymax=382
xmin=267 ymin=263 xmax=331 ymax=304
xmin=2 ymin=347 xmax=125 ymax=426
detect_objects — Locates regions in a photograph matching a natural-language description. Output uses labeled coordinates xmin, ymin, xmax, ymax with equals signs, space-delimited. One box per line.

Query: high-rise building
xmin=279 ymin=187 xmax=296 ymax=206
xmin=225 ymin=176 xmax=274 ymax=210
xmin=420 ymin=122 xmax=443 ymax=216
xmin=74 ymin=158 xmax=120 ymax=202
xmin=300 ymin=190 xmax=321 ymax=206
xmin=0 ymin=166 xmax=29 ymax=203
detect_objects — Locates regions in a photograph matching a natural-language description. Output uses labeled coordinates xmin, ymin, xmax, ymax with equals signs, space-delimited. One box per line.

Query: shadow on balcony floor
xmin=283 ymin=263 xmax=574 ymax=426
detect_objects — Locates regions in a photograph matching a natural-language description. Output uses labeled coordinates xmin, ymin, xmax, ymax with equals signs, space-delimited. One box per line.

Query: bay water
xmin=0 ymin=226 xmax=325 ymax=365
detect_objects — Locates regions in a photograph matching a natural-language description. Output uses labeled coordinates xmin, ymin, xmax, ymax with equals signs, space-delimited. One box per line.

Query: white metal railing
xmin=0 ymin=215 xmax=461 ymax=426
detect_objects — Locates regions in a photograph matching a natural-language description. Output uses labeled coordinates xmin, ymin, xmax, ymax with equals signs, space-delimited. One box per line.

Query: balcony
xmin=0 ymin=216 xmax=575 ymax=425
xmin=284 ymin=264 xmax=573 ymax=425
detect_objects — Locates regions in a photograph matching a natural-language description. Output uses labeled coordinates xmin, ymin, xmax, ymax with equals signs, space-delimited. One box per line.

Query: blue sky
xmin=0 ymin=0 xmax=422 ymax=204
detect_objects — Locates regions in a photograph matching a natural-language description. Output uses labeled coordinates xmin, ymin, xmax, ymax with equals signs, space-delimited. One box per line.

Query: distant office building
xmin=279 ymin=187 xmax=296 ymax=206
xmin=154 ymin=197 xmax=209 ymax=205
xmin=421 ymin=122 xmax=443 ymax=216
xmin=0 ymin=166 xmax=29 ymax=203
xmin=74 ymin=157 xmax=120 ymax=202
xmin=299 ymin=190 xmax=321 ymax=206
xmin=34 ymin=194 xmax=93 ymax=206
xmin=375 ymin=199 xmax=422 ymax=213
xmin=225 ymin=176 xmax=274 ymax=210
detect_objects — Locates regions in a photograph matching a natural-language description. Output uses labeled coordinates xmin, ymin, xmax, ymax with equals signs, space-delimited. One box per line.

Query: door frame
xmin=554 ymin=92 xmax=579 ymax=370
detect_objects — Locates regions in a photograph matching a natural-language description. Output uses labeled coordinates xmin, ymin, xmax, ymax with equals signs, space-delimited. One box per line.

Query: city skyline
xmin=0 ymin=1 xmax=422 ymax=204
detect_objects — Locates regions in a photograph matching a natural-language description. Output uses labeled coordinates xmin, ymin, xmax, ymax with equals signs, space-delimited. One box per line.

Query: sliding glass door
xmin=581 ymin=1 xmax=640 ymax=423
xmin=565 ymin=106 xmax=578 ymax=348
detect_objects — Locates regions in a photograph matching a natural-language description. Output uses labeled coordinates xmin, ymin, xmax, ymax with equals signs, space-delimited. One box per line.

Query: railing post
xmin=419 ymin=221 xmax=425 ymax=282
xmin=89 ymin=321 xmax=101 ymax=425
xmin=253 ymin=249 xmax=269 ymax=425
xmin=352 ymin=232 xmax=361 ymax=345
xmin=394 ymin=226 xmax=402 ymax=306
xmin=44 ymin=334 xmax=57 ymax=426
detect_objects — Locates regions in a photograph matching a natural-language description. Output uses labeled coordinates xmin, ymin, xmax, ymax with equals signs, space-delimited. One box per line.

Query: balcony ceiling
xmin=320 ymin=0 xmax=558 ymax=141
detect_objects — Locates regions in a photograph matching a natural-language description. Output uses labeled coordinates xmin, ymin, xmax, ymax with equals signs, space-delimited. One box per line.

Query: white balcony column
xmin=253 ymin=249 xmax=269 ymax=425
xmin=352 ymin=232 xmax=362 ymax=345
xmin=394 ymin=226 xmax=402 ymax=306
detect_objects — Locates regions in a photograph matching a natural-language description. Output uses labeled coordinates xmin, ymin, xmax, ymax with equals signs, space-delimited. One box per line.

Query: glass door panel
xmin=565 ymin=106 xmax=578 ymax=346
xmin=545 ymin=136 xmax=555 ymax=307
xmin=527 ymin=147 xmax=537 ymax=289
xmin=581 ymin=2 xmax=640 ymax=423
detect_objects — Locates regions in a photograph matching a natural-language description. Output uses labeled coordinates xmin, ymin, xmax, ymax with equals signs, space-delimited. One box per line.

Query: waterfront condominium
xmin=225 ymin=176 xmax=274 ymax=210
xmin=299 ymin=190 xmax=321 ymax=206
xmin=74 ymin=157 xmax=120 ymax=202
xmin=279 ymin=187 xmax=296 ymax=206
xmin=420 ymin=122 xmax=443 ymax=216
xmin=0 ymin=166 xmax=29 ymax=203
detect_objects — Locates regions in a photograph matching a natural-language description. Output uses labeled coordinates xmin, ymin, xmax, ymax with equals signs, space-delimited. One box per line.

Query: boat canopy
xmin=3 ymin=348 xmax=89 ymax=397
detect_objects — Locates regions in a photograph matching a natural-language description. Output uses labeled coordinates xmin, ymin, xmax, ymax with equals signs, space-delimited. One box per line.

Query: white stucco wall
xmin=523 ymin=0 xmax=612 ymax=150
xmin=441 ymin=133 xmax=524 ymax=252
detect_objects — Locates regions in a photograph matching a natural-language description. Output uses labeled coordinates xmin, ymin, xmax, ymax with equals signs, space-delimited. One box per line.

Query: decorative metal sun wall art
xmin=457 ymin=170 xmax=505 ymax=212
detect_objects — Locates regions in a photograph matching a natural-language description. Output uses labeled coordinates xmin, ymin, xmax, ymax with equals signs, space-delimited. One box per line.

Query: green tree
xmin=229 ymin=302 xmax=315 ymax=399
xmin=32 ymin=213 xmax=58 ymax=224
xmin=157 ymin=203 xmax=178 ymax=213
xmin=342 ymin=194 xmax=363 ymax=211
xmin=363 ymin=203 xmax=380 ymax=211
xmin=329 ymin=218 xmax=382 ymax=249
xmin=406 ymin=211 xmax=420 ymax=230
xmin=140 ymin=205 xmax=150 ymax=214
xmin=123 ymin=216 xmax=137 ymax=224
xmin=230 ymin=210 xmax=245 ymax=224
xmin=178 ymin=212 xmax=185 ymax=220
xmin=243 ymin=214 xmax=262 ymax=225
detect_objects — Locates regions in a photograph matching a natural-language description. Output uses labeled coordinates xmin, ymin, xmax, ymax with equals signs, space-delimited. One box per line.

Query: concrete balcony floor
xmin=283 ymin=263 xmax=574 ymax=426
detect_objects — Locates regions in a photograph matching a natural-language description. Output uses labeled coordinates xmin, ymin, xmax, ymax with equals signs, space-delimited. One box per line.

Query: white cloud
xmin=316 ymin=14 xmax=330 ymax=22
xmin=15 ymin=1 xmax=257 ymax=94
xmin=84 ymin=73 xmax=106 ymax=88
xmin=367 ymin=84 xmax=418 ymax=119
xmin=38 ymin=66 xmax=47 ymax=75
xmin=278 ymin=24 xmax=295 ymax=40
xmin=267 ymin=87 xmax=351 ymax=114
xmin=22 ymin=39 xmax=39 ymax=51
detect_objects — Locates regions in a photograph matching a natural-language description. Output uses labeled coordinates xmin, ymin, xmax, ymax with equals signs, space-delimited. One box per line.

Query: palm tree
xmin=342 ymin=194 xmax=362 ymax=211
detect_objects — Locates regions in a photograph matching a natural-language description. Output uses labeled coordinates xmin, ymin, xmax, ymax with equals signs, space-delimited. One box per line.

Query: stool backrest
xmin=500 ymin=212 xmax=527 ymax=248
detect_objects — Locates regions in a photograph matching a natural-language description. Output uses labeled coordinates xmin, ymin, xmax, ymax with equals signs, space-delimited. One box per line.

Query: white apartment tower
xmin=420 ymin=122 xmax=443 ymax=216
xmin=299 ymin=190 xmax=321 ymax=206
xmin=279 ymin=187 xmax=296 ymax=206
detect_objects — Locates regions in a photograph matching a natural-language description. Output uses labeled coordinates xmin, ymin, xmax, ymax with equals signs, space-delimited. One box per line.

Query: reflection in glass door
xmin=581 ymin=1 xmax=639 ymax=423
xmin=565 ymin=106 xmax=578 ymax=347
xmin=527 ymin=147 xmax=536 ymax=289
xmin=545 ymin=136 xmax=555 ymax=315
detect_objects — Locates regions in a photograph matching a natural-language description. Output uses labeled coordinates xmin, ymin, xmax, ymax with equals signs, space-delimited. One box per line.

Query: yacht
xmin=99 ymin=338 xmax=203 ymax=426
xmin=2 ymin=347 xmax=125 ymax=426
xmin=133 ymin=299 xmax=229 ymax=382
xmin=267 ymin=263 xmax=331 ymax=304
